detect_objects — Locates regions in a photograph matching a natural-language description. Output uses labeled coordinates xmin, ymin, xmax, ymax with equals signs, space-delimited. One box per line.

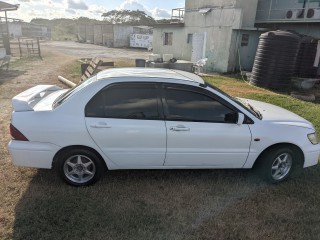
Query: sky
xmin=3 ymin=0 xmax=184 ymax=22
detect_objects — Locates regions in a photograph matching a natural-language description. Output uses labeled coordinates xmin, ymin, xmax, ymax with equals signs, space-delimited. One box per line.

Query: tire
xmin=56 ymin=148 xmax=105 ymax=186
xmin=259 ymin=147 xmax=299 ymax=184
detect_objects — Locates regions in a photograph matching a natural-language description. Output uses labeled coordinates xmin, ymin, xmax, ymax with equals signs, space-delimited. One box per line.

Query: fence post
xmin=37 ymin=37 xmax=42 ymax=60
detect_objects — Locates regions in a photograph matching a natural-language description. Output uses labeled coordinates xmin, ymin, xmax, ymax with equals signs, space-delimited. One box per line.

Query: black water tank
xmin=250 ymin=31 xmax=301 ymax=90
xmin=294 ymin=36 xmax=318 ymax=78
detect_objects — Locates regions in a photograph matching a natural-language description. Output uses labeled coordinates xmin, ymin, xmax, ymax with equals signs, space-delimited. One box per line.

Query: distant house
xmin=153 ymin=0 xmax=320 ymax=73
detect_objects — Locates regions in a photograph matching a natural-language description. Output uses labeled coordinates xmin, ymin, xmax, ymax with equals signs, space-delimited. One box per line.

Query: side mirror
xmin=237 ymin=113 xmax=245 ymax=125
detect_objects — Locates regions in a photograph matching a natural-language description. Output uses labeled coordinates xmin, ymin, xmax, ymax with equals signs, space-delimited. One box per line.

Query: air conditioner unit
xmin=306 ymin=8 xmax=320 ymax=19
xmin=286 ymin=9 xmax=305 ymax=19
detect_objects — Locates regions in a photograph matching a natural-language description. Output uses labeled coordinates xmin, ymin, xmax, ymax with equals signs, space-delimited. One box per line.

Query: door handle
xmin=90 ymin=123 xmax=111 ymax=129
xmin=170 ymin=125 xmax=190 ymax=132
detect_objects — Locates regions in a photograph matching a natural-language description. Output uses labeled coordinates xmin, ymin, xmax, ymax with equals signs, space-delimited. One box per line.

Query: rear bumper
xmin=8 ymin=140 xmax=60 ymax=169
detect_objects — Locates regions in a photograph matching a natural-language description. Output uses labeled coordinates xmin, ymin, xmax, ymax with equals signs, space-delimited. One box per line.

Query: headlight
xmin=308 ymin=133 xmax=319 ymax=145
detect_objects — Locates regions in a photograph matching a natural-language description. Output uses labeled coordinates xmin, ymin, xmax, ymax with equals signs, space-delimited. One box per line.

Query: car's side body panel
xmin=243 ymin=121 xmax=320 ymax=168
xmin=85 ymin=118 xmax=167 ymax=167
xmin=164 ymin=121 xmax=252 ymax=168
xmin=7 ymin=68 xmax=320 ymax=174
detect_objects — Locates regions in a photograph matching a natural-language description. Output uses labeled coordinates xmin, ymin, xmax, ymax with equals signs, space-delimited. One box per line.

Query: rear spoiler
xmin=12 ymin=85 xmax=63 ymax=112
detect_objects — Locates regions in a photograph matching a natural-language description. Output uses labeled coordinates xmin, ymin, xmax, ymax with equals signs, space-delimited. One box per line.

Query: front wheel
xmin=259 ymin=147 xmax=299 ymax=183
xmin=56 ymin=148 xmax=105 ymax=186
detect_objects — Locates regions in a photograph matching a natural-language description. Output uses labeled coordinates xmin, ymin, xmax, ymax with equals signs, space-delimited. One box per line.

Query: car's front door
xmin=162 ymin=84 xmax=252 ymax=168
xmin=85 ymin=82 xmax=166 ymax=168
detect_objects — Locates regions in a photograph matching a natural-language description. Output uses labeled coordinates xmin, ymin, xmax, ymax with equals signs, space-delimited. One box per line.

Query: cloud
xmin=119 ymin=0 xmax=151 ymax=16
xmin=67 ymin=0 xmax=88 ymax=10
xmin=150 ymin=8 xmax=171 ymax=19
xmin=88 ymin=4 xmax=107 ymax=15
xmin=118 ymin=0 xmax=170 ymax=19
xmin=66 ymin=8 xmax=76 ymax=14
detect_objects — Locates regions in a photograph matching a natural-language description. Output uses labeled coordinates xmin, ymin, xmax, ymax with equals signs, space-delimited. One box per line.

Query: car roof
xmin=96 ymin=68 xmax=205 ymax=84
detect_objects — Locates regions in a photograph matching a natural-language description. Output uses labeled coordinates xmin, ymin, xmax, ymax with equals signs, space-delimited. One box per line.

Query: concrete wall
xmin=236 ymin=0 xmax=259 ymax=27
xmin=113 ymin=25 xmax=133 ymax=47
xmin=186 ymin=0 xmax=236 ymax=9
xmin=79 ymin=24 xmax=132 ymax=47
xmin=8 ymin=23 xmax=22 ymax=37
xmin=102 ymin=25 xmax=114 ymax=47
xmin=153 ymin=27 xmax=190 ymax=60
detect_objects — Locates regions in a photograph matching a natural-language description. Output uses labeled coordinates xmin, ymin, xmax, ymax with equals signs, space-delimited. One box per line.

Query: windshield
xmin=205 ymin=82 xmax=262 ymax=119
xmin=52 ymin=76 xmax=97 ymax=109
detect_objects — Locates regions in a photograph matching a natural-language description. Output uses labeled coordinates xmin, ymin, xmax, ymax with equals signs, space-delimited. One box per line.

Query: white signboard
xmin=130 ymin=34 xmax=153 ymax=49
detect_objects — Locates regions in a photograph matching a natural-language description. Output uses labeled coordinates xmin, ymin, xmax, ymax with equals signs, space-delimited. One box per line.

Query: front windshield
xmin=205 ymin=82 xmax=262 ymax=119
xmin=52 ymin=76 xmax=97 ymax=109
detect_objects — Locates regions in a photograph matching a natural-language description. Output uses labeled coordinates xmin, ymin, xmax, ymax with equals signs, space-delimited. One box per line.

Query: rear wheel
xmin=259 ymin=147 xmax=299 ymax=183
xmin=56 ymin=148 xmax=105 ymax=186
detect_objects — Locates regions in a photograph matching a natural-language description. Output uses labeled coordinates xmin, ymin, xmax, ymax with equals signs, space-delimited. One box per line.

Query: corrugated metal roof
xmin=0 ymin=1 xmax=19 ymax=11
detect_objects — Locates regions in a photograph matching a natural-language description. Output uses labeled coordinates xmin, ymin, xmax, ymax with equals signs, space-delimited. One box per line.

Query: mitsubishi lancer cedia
xmin=8 ymin=68 xmax=320 ymax=186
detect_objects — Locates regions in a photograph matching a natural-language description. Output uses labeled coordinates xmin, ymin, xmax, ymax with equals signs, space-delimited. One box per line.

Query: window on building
xmin=163 ymin=32 xmax=173 ymax=46
xmin=187 ymin=34 xmax=193 ymax=44
xmin=241 ymin=34 xmax=250 ymax=47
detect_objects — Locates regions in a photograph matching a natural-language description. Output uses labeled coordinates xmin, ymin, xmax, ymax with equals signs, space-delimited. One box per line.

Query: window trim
xmin=160 ymin=83 xmax=240 ymax=124
xmin=163 ymin=32 xmax=173 ymax=46
xmin=85 ymin=82 xmax=164 ymax=121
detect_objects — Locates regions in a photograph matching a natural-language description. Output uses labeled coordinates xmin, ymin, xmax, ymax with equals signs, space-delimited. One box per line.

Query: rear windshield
xmin=52 ymin=76 xmax=97 ymax=109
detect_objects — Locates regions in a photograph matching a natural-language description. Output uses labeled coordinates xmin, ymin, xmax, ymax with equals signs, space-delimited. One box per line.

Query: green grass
xmin=204 ymin=75 xmax=320 ymax=132
xmin=1 ymin=68 xmax=320 ymax=240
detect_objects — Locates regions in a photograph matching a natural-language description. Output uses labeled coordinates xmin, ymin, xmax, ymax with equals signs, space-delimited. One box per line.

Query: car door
xmin=85 ymin=82 xmax=166 ymax=168
xmin=162 ymin=84 xmax=252 ymax=168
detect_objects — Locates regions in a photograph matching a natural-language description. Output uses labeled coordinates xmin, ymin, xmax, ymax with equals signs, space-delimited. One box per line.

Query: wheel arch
xmin=52 ymin=145 xmax=108 ymax=170
xmin=253 ymin=143 xmax=305 ymax=169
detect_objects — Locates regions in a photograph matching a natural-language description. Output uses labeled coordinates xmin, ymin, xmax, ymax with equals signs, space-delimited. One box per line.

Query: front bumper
xmin=8 ymin=140 xmax=60 ymax=169
xmin=304 ymin=149 xmax=320 ymax=168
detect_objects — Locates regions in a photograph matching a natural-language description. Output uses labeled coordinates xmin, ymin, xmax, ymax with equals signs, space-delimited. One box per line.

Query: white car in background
xmin=8 ymin=68 xmax=320 ymax=186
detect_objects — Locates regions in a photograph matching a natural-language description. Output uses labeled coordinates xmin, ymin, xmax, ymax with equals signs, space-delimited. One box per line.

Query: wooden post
xmin=4 ymin=11 xmax=11 ymax=55
xmin=18 ymin=37 xmax=22 ymax=58
xmin=37 ymin=37 xmax=42 ymax=60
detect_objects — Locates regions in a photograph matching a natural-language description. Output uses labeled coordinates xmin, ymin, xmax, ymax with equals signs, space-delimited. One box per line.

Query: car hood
xmin=239 ymin=98 xmax=314 ymax=130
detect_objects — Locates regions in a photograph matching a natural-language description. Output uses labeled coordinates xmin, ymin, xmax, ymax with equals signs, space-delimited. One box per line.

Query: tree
xmin=102 ymin=10 xmax=157 ymax=26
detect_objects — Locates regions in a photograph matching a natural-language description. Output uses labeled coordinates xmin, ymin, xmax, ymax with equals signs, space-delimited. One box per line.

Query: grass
xmin=204 ymin=75 xmax=320 ymax=132
xmin=1 ymin=65 xmax=320 ymax=240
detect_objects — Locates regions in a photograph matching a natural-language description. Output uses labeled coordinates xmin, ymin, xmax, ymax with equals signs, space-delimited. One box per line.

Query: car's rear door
xmin=85 ymin=82 xmax=166 ymax=168
xmin=162 ymin=84 xmax=252 ymax=168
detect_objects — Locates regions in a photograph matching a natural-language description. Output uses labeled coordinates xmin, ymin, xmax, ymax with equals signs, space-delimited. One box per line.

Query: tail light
xmin=10 ymin=124 xmax=29 ymax=141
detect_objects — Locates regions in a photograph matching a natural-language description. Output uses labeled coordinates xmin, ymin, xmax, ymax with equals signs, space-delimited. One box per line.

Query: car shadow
xmin=11 ymin=167 xmax=319 ymax=240
xmin=10 ymin=168 xmax=261 ymax=239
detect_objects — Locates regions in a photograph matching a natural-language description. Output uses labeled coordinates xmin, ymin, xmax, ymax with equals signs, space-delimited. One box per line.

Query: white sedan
xmin=8 ymin=68 xmax=320 ymax=186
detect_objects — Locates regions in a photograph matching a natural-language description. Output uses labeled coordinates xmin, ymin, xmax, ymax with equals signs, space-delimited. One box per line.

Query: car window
xmin=53 ymin=76 xmax=97 ymax=109
xmin=164 ymin=87 xmax=235 ymax=123
xmin=85 ymin=83 xmax=160 ymax=120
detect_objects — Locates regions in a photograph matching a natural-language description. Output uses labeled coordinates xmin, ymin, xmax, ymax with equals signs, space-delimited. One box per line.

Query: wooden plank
xmin=101 ymin=62 xmax=114 ymax=67
xmin=87 ymin=66 xmax=94 ymax=74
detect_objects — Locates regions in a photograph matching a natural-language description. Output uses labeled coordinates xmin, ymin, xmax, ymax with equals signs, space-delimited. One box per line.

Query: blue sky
xmin=4 ymin=0 xmax=184 ymax=22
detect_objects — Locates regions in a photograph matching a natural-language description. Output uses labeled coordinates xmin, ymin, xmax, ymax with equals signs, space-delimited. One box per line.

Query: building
xmin=153 ymin=0 xmax=320 ymax=73
xmin=130 ymin=26 xmax=153 ymax=49
xmin=4 ymin=21 xmax=50 ymax=38
xmin=78 ymin=24 xmax=134 ymax=48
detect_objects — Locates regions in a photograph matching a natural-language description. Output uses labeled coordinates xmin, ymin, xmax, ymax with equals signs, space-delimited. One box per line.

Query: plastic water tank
xmin=294 ymin=36 xmax=318 ymax=78
xmin=250 ymin=31 xmax=301 ymax=90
